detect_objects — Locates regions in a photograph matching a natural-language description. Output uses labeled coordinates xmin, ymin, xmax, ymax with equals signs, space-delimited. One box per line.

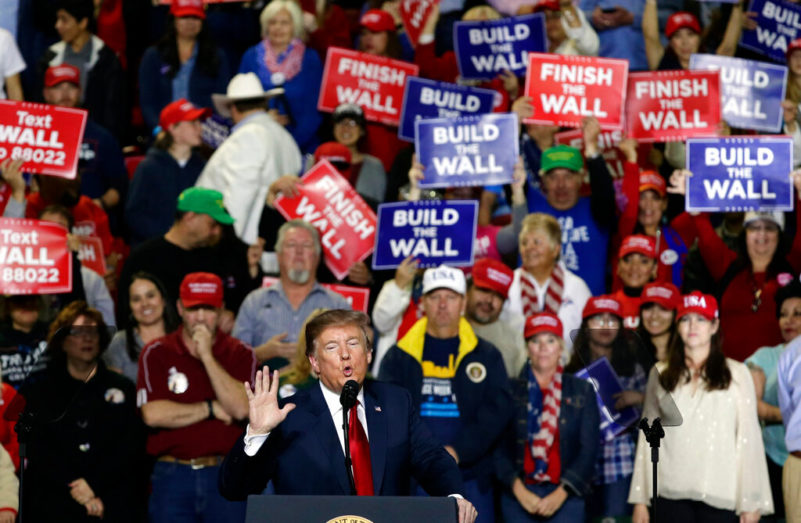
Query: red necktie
xmin=348 ymin=403 xmax=374 ymax=496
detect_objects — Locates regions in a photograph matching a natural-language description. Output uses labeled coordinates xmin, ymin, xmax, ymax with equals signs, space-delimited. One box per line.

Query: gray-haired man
xmin=232 ymin=220 xmax=350 ymax=369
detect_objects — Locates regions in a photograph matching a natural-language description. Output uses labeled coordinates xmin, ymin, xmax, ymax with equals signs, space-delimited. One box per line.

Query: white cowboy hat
xmin=212 ymin=72 xmax=284 ymax=117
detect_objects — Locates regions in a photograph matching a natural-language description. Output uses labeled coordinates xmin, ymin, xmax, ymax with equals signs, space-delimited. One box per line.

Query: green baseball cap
xmin=176 ymin=187 xmax=235 ymax=225
xmin=540 ymin=145 xmax=584 ymax=174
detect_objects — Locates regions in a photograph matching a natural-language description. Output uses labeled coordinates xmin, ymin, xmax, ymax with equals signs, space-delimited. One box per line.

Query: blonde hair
xmin=260 ymin=0 xmax=305 ymax=40
xmin=462 ymin=6 xmax=502 ymax=21
xmin=520 ymin=212 xmax=562 ymax=250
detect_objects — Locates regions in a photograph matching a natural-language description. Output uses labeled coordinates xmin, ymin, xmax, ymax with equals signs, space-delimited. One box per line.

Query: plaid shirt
xmin=594 ymin=363 xmax=648 ymax=485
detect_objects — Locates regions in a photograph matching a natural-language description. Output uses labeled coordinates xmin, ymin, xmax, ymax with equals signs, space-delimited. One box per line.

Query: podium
xmin=245 ymin=495 xmax=459 ymax=522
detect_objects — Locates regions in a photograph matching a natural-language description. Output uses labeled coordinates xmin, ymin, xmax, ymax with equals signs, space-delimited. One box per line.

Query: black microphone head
xmin=340 ymin=379 xmax=360 ymax=409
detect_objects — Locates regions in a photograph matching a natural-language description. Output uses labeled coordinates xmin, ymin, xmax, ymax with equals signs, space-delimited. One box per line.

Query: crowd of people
xmin=1 ymin=0 xmax=801 ymax=521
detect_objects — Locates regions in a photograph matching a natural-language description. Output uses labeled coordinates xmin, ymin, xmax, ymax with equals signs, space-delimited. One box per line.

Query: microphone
xmin=340 ymin=379 xmax=360 ymax=495
xmin=340 ymin=380 xmax=360 ymax=411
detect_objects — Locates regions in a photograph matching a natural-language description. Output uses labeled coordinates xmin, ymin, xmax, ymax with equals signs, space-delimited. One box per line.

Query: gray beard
xmin=288 ymin=269 xmax=311 ymax=284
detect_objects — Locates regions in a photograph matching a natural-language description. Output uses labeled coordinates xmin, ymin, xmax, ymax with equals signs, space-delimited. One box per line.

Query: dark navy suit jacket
xmin=219 ymin=380 xmax=465 ymax=500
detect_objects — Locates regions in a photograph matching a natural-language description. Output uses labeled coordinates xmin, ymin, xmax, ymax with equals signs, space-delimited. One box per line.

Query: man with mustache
xmin=233 ymin=219 xmax=350 ymax=368
xmin=465 ymin=258 xmax=526 ymax=377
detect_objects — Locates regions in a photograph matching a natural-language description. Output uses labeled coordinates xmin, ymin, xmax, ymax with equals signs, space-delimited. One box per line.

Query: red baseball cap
xmin=314 ymin=142 xmax=352 ymax=166
xmin=533 ymin=0 xmax=560 ymax=11
xmin=639 ymin=170 xmax=666 ymax=197
xmin=788 ymin=38 xmax=801 ymax=58
xmin=641 ymin=282 xmax=681 ymax=311
xmin=44 ymin=64 xmax=80 ymax=88
xmin=471 ymin=258 xmax=514 ymax=299
xmin=360 ymin=9 xmax=396 ymax=32
xmin=583 ymin=295 xmax=623 ymax=319
xmin=619 ymin=234 xmax=657 ymax=260
xmin=524 ymin=313 xmax=563 ymax=339
xmin=180 ymin=272 xmax=224 ymax=308
xmin=665 ymin=12 xmax=700 ymax=38
xmin=677 ymin=291 xmax=718 ymax=321
xmin=171 ymin=0 xmax=206 ymax=19
xmin=159 ymin=98 xmax=211 ymax=130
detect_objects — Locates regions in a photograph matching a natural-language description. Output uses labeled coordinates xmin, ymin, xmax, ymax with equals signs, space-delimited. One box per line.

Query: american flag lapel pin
xmin=375 ymin=406 xmax=382 ymax=412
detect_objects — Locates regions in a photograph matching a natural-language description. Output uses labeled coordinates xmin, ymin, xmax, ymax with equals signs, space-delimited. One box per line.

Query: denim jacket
xmin=495 ymin=369 xmax=600 ymax=497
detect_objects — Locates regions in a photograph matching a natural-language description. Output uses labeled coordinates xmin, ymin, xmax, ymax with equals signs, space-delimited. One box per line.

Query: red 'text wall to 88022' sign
xmin=0 ymin=100 xmax=87 ymax=179
xmin=0 ymin=218 xmax=72 ymax=294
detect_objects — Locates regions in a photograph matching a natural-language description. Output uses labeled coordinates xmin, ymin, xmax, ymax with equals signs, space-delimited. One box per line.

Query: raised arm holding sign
xmin=740 ymin=0 xmax=801 ymax=63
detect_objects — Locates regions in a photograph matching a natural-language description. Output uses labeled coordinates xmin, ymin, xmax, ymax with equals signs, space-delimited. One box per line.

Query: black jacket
xmin=20 ymin=361 xmax=145 ymax=522
xmin=37 ymin=36 xmax=127 ymax=142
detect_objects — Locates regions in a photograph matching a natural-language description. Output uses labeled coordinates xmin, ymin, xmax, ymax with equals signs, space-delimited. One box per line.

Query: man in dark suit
xmin=218 ymin=310 xmax=478 ymax=523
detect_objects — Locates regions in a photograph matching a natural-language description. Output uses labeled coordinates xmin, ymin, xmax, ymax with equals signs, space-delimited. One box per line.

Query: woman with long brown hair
xmin=629 ymin=292 xmax=772 ymax=522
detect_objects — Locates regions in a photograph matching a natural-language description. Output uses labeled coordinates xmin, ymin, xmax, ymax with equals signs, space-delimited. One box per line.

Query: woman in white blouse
xmin=629 ymin=291 xmax=773 ymax=523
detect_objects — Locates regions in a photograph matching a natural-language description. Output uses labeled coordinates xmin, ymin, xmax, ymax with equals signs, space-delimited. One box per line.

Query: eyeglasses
xmin=68 ymin=326 xmax=100 ymax=338
xmin=587 ymin=314 xmax=620 ymax=328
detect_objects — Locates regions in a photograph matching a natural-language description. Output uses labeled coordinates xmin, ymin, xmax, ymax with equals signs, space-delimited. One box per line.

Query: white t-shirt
xmin=0 ymin=27 xmax=25 ymax=99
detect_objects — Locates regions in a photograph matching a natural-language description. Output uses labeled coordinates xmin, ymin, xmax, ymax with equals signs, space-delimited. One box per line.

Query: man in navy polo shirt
xmin=379 ymin=265 xmax=512 ymax=522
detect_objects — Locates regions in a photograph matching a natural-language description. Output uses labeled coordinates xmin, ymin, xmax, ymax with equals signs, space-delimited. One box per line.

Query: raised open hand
xmin=246 ymin=369 xmax=296 ymax=435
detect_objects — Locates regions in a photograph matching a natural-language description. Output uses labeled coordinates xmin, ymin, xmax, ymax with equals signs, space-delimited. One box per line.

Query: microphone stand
xmin=15 ymin=411 xmax=33 ymax=523
xmin=341 ymin=407 xmax=356 ymax=495
xmin=639 ymin=417 xmax=664 ymax=523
